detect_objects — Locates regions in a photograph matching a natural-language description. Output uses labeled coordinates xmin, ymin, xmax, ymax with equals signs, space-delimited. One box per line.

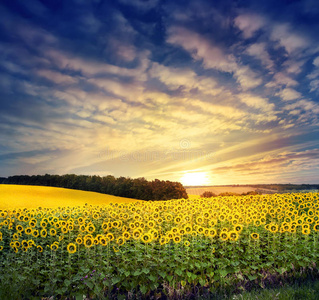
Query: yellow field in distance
xmin=0 ymin=184 xmax=140 ymax=209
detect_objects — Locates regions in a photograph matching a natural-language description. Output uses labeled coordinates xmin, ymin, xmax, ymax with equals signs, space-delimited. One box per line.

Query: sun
xmin=180 ymin=172 xmax=210 ymax=186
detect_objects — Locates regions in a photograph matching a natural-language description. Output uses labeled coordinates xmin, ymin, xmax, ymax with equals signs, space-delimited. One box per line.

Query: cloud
xmin=284 ymin=99 xmax=319 ymax=114
xmin=266 ymin=72 xmax=298 ymax=88
xmin=245 ymin=42 xmax=274 ymax=70
xmin=270 ymin=23 xmax=309 ymax=54
xmin=238 ymin=93 xmax=275 ymax=112
xmin=148 ymin=62 xmax=222 ymax=96
xmin=212 ymin=149 xmax=319 ymax=176
xmin=117 ymin=0 xmax=160 ymax=11
xmin=36 ymin=69 xmax=78 ymax=85
xmin=233 ymin=66 xmax=262 ymax=90
xmin=167 ymin=26 xmax=262 ymax=90
xmin=167 ymin=26 xmax=237 ymax=72
xmin=46 ymin=48 xmax=149 ymax=79
xmin=276 ymin=87 xmax=302 ymax=101
xmin=234 ymin=13 xmax=266 ymax=38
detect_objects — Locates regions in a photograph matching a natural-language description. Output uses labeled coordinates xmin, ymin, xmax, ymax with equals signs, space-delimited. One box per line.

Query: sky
xmin=0 ymin=0 xmax=319 ymax=185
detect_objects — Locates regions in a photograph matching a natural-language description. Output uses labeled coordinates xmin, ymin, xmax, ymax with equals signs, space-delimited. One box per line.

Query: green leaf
xmin=248 ymin=274 xmax=257 ymax=281
xmin=158 ymin=270 xmax=166 ymax=278
xmin=219 ymin=270 xmax=228 ymax=278
xmin=199 ymin=277 xmax=206 ymax=286
xmin=133 ymin=270 xmax=141 ymax=276
xmin=167 ymin=275 xmax=173 ymax=282
xmin=231 ymin=261 xmax=240 ymax=267
xmin=149 ymin=274 xmax=157 ymax=282
xmin=191 ymin=273 xmax=197 ymax=280
xmin=64 ymin=279 xmax=71 ymax=287
xmin=175 ymin=268 xmax=183 ymax=276
xmin=124 ymin=270 xmax=130 ymax=277
xmin=112 ymin=276 xmax=121 ymax=285
xmin=236 ymin=274 xmax=244 ymax=280
xmin=279 ymin=267 xmax=287 ymax=274
xmin=142 ymin=268 xmax=150 ymax=274
xmin=86 ymin=281 xmax=94 ymax=289
xmin=140 ymin=285 xmax=148 ymax=295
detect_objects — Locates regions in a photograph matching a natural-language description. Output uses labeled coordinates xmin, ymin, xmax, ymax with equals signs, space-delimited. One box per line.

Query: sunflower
xmin=251 ymin=232 xmax=259 ymax=240
xmin=174 ymin=216 xmax=182 ymax=224
xmin=171 ymin=227 xmax=179 ymax=234
xmin=167 ymin=232 xmax=174 ymax=240
xmin=196 ymin=226 xmax=204 ymax=234
xmin=150 ymin=229 xmax=159 ymax=240
xmin=173 ymin=236 xmax=181 ymax=243
xmin=100 ymin=237 xmax=108 ymax=246
xmin=165 ymin=214 xmax=173 ymax=221
xmin=67 ymin=243 xmax=77 ymax=254
xmin=84 ymin=236 xmax=94 ymax=248
xmin=106 ymin=233 xmax=114 ymax=241
xmin=196 ymin=216 xmax=204 ymax=224
xmin=86 ymin=223 xmax=95 ymax=234
xmin=269 ymin=224 xmax=278 ymax=233
xmin=220 ymin=231 xmax=229 ymax=241
xmin=123 ymin=231 xmax=131 ymax=240
xmin=302 ymin=228 xmax=311 ymax=235
xmin=76 ymin=237 xmax=83 ymax=245
xmin=16 ymin=224 xmax=24 ymax=232
xmin=159 ymin=236 xmax=167 ymax=245
xmin=229 ymin=230 xmax=239 ymax=241
xmin=116 ymin=237 xmax=125 ymax=246
xmin=32 ymin=229 xmax=39 ymax=238
xmin=234 ymin=225 xmax=243 ymax=232
xmin=37 ymin=245 xmax=43 ymax=253
xmin=141 ymin=233 xmax=152 ymax=243
xmin=29 ymin=218 xmax=37 ymax=228
xmin=102 ymin=222 xmax=108 ymax=231
xmin=25 ymin=227 xmax=32 ymax=235
xmin=191 ymin=231 xmax=197 ymax=237
xmin=50 ymin=243 xmax=59 ymax=251
xmin=184 ymin=240 xmax=190 ymax=247
xmin=132 ymin=229 xmax=141 ymax=240
xmin=48 ymin=228 xmax=56 ymax=237
xmin=209 ymin=229 xmax=217 ymax=238
xmin=148 ymin=220 xmax=155 ymax=228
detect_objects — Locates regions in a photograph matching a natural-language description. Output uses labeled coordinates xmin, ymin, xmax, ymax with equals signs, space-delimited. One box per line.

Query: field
xmin=1 ymin=186 xmax=319 ymax=299
xmin=0 ymin=184 xmax=139 ymax=209
xmin=186 ymin=186 xmax=277 ymax=196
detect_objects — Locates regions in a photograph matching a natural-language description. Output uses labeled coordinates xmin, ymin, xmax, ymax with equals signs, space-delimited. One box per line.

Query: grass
xmin=232 ymin=279 xmax=319 ymax=300
xmin=0 ymin=184 xmax=139 ymax=209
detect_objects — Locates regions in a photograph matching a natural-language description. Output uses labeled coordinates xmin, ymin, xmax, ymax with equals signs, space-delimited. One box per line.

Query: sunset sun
xmin=180 ymin=172 xmax=210 ymax=186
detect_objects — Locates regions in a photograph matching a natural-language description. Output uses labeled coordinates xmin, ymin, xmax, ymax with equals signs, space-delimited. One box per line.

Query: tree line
xmin=0 ymin=174 xmax=188 ymax=201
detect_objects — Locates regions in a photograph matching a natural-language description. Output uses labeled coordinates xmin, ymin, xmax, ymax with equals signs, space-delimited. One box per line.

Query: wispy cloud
xmin=0 ymin=0 xmax=319 ymax=184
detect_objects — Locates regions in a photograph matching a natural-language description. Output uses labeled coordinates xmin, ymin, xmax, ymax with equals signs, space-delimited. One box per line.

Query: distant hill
xmin=0 ymin=184 xmax=140 ymax=209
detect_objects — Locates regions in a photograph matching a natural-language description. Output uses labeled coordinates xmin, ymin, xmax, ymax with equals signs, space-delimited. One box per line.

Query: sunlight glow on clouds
xmin=0 ymin=0 xmax=319 ymax=185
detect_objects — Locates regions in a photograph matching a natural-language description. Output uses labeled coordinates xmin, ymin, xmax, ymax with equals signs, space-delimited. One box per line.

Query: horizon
xmin=1 ymin=173 xmax=318 ymax=188
xmin=0 ymin=0 xmax=319 ymax=185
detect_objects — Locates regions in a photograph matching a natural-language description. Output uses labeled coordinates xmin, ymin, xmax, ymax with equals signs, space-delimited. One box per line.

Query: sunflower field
xmin=1 ymin=192 xmax=319 ymax=299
